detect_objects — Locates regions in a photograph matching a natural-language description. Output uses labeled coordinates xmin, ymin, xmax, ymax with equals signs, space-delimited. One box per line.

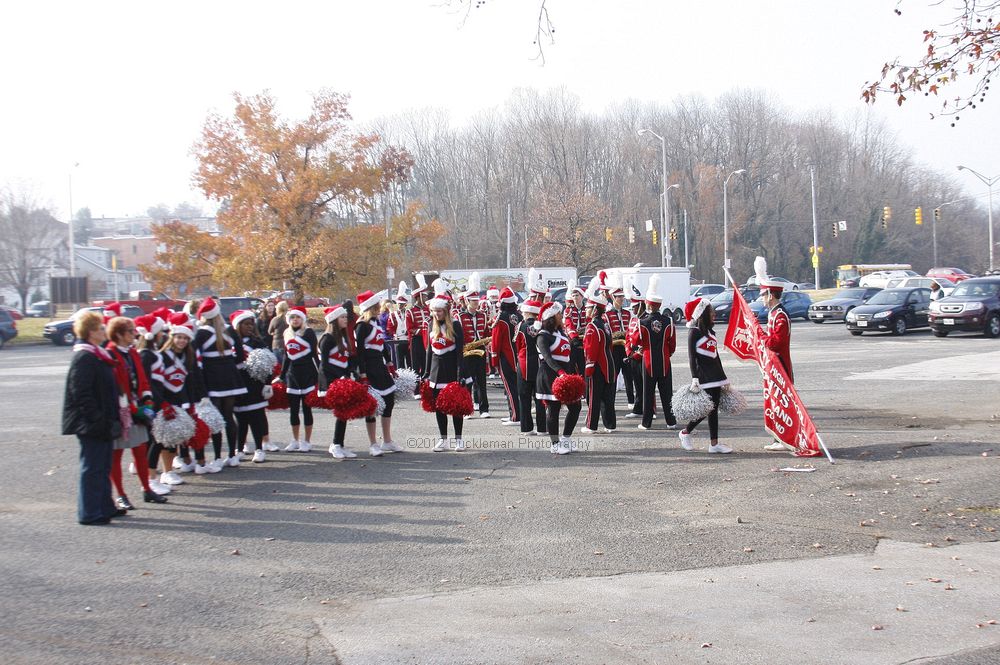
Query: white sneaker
xmin=148 ymin=480 xmax=171 ymax=495
xmin=581 ymin=427 xmax=597 ymax=435
xmin=623 ymin=412 xmax=639 ymax=419
xmin=381 ymin=441 xmax=403 ymax=453
xmin=602 ymin=428 xmax=616 ymax=433
xmin=235 ymin=451 xmax=248 ymax=461
xmin=226 ymin=455 xmax=241 ymax=467
xmin=556 ymin=438 xmax=571 ymax=455
xmin=172 ymin=458 xmax=195 ymax=473
xmin=480 ymin=412 xmax=491 ymax=419
xmin=709 ymin=443 xmax=733 ymax=454
xmin=433 ymin=439 xmax=448 ymax=452
xmin=204 ymin=461 xmax=221 ymax=474
xmin=263 ymin=442 xmax=280 ymax=452
xmin=284 ymin=440 xmax=300 ymax=452
xmin=210 ymin=458 xmax=227 ymax=471
xmin=550 ymin=442 xmax=560 ymax=454
xmin=194 ymin=464 xmax=210 ymax=475
xmin=626 ymin=403 xmax=635 ymax=410
xmin=298 ymin=440 xmax=312 ymax=453
xmin=666 ymin=424 xmax=679 ymax=430
xmin=342 ymin=447 xmax=357 ymax=458
xmin=331 ymin=444 xmax=346 ymax=459
xmin=454 ymin=439 xmax=466 ymax=452
xmin=413 ymin=393 xmax=422 ymax=401
xmin=328 ymin=443 xmax=337 ymax=455
xmin=159 ymin=471 xmax=184 ymax=486
xmin=764 ymin=441 xmax=793 ymax=451
xmin=369 ymin=444 xmax=384 ymax=457
xmin=501 ymin=419 xmax=520 ymax=426
xmin=678 ymin=430 xmax=694 ymax=451
xmin=252 ymin=450 xmax=266 ymax=463
xmin=128 ymin=462 xmax=137 ymax=475
xmin=569 ymin=438 xmax=579 ymax=452
xmin=637 ymin=423 xmax=650 ymax=430
xmin=242 ymin=444 xmax=253 ymax=455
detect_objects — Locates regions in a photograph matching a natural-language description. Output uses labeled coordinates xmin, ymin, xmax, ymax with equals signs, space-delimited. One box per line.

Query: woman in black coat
xmin=62 ymin=311 xmax=125 ymax=525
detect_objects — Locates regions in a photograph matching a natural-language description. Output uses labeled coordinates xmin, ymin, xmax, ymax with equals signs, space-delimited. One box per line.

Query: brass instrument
xmin=612 ymin=331 xmax=626 ymax=347
xmin=464 ymin=336 xmax=490 ymax=357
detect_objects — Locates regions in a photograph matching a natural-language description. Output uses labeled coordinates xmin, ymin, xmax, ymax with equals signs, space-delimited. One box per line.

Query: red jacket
xmin=762 ymin=305 xmax=793 ymax=382
xmin=564 ymin=303 xmax=585 ymax=340
xmin=106 ymin=344 xmax=152 ymax=409
xmin=404 ymin=305 xmax=429 ymax=347
xmin=583 ymin=316 xmax=614 ymax=380
xmin=603 ymin=307 xmax=631 ymax=336
xmin=491 ymin=307 xmax=519 ymax=367
xmin=458 ymin=310 xmax=490 ymax=344
xmin=625 ymin=314 xmax=642 ymax=359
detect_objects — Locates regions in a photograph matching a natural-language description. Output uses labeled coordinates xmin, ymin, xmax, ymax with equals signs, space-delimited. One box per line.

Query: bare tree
xmin=0 ymin=191 xmax=66 ymax=311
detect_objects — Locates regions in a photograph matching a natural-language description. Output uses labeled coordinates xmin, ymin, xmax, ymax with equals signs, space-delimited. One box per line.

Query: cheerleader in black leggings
xmin=193 ymin=297 xmax=246 ymax=470
xmin=424 ymin=288 xmax=468 ymax=452
xmin=535 ymin=302 xmax=581 ymax=455
xmin=678 ymin=298 xmax=732 ymax=454
xmin=355 ymin=289 xmax=399 ymax=457
xmin=319 ymin=304 xmax=360 ymax=459
xmin=280 ymin=306 xmax=319 ymax=452
xmin=157 ymin=313 xmax=214 ymax=474
xmin=231 ymin=310 xmax=271 ymax=463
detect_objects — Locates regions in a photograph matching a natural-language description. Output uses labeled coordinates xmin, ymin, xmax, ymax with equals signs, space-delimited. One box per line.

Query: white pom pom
xmin=394 ymin=367 xmax=419 ymax=396
xmin=151 ymin=405 xmax=196 ymax=449
xmin=195 ymin=397 xmax=226 ymax=434
xmin=245 ymin=348 xmax=278 ymax=383
xmin=671 ymin=384 xmax=714 ymax=422
xmin=368 ymin=386 xmax=386 ymax=416
xmin=719 ymin=384 xmax=747 ymax=415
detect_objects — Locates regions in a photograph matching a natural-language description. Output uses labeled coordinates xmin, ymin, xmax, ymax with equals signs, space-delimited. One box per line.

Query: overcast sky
xmin=2 ymin=0 xmax=996 ymax=220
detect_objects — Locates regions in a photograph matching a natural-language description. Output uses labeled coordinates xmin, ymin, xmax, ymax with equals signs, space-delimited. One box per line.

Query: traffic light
xmin=628 ymin=227 xmax=636 ymax=244
xmin=832 ymin=222 xmax=838 ymax=238
xmin=651 ymin=229 xmax=658 ymax=246
xmin=881 ymin=205 xmax=891 ymax=229
xmin=669 ymin=229 xmax=678 ymax=241
xmin=605 ymin=227 xmax=613 ymax=242
xmin=542 ymin=226 xmax=550 ymax=238
xmin=915 ymin=207 xmax=923 ymax=225
xmin=934 ymin=207 xmax=941 ymax=222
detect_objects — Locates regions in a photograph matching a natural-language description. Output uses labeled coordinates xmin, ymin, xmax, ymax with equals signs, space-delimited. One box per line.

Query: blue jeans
xmin=78 ymin=436 xmax=115 ymax=523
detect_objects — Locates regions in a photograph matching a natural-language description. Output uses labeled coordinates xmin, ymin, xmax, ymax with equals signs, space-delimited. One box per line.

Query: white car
xmin=859 ymin=270 xmax=918 ymax=289
xmin=884 ymin=276 xmax=956 ymax=296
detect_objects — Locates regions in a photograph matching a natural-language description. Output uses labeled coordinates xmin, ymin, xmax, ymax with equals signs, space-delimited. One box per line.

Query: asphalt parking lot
xmin=1 ymin=321 xmax=998 ymax=664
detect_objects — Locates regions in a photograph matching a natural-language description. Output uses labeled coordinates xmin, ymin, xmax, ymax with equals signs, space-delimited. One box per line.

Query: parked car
xmin=928 ymin=276 xmax=1000 ymax=337
xmin=549 ymin=287 xmax=567 ymax=304
xmin=0 ymin=305 xmax=24 ymax=320
xmin=92 ymin=290 xmax=185 ymax=315
xmin=43 ymin=305 xmax=143 ymax=346
xmin=808 ymin=287 xmax=882 ymax=323
xmin=272 ymin=291 xmax=330 ymax=308
xmin=748 ymin=290 xmax=813 ymax=322
xmin=26 ymin=301 xmax=51 ymax=318
xmin=845 ymin=287 xmax=931 ymax=336
xmin=858 ymin=270 xmax=919 ymax=289
xmin=218 ymin=296 xmax=264 ymax=321
xmin=708 ymin=286 xmax=761 ymax=323
xmin=926 ymin=267 xmax=975 ymax=283
xmin=884 ymin=276 xmax=956 ymax=296
xmin=745 ymin=275 xmax=804 ymax=290
xmin=0 ymin=309 xmax=17 ymax=349
xmin=690 ymin=283 xmax=726 ymax=298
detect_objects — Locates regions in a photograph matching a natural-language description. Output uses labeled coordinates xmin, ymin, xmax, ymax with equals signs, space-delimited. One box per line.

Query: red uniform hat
xmin=684 ymin=298 xmax=710 ymax=328
xmin=356 ymin=290 xmax=385 ymax=312
xmin=539 ymin=301 xmax=563 ymax=321
xmin=520 ymin=299 xmax=542 ymax=315
xmin=168 ymin=311 xmax=194 ymax=338
xmin=197 ymin=297 xmax=221 ymax=321
xmin=285 ymin=305 xmax=308 ymax=322
xmin=498 ymin=287 xmax=517 ymax=304
xmin=324 ymin=305 xmax=346 ymax=323
xmin=151 ymin=307 xmax=173 ymax=322
xmin=230 ymin=309 xmax=255 ymax=328
xmin=102 ymin=302 xmax=122 ymax=318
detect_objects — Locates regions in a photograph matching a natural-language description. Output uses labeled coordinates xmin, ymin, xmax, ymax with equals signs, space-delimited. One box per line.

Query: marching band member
xmin=319 ymin=304 xmax=359 ymax=459
xmin=490 ymin=286 xmax=522 ymax=426
xmin=231 ymin=310 xmax=271 ymax=463
xmin=424 ymin=281 xmax=469 ymax=452
xmin=458 ymin=272 xmax=491 ymax=418
xmin=193 ymin=297 xmax=247 ymax=469
xmin=603 ymin=274 xmax=634 ymax=409
xmin=280 ymin=306 xmax=319 ymax=452
xmin=534 ymin=301 xmax=580 ymax=454
xmin=159 ymin=313 xmax=214 ymax=474
xmin=581 ymin=280 xmax=616 ymax=434
xmin=622 ymin=281 xmax=645 ymax=419
xmin=635 ymin=276 xmax=678 ymax=431
xmin=755 ymin=256 xmax=796 ymax=452
xmin=563 ymin=279 xmax=587 ymax=376
xmin=513 ymin=298 xmax=546 ymax=435
xmin=405 ymin=274 xmax=430 ymax=383
xmin=485 ymin=286 xmax=501 ymax=378
xmin=387 ymin=282 xmax=411 ymax=370
xmin=679 ymin=298 xmax=732 ymax=454
xmin=356 ymin=288 xmax=400 ymax=456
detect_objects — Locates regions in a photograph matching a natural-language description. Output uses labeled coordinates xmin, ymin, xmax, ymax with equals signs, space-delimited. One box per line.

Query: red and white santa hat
xmin=486 ymin=286 xmax=500 ymax=300
xmin=133 ymin=314 xmax=164 ymax=341
xmin=197 ymin=297 xmax=221 ymax=322
xmin=520 ymin=298 xmax=542 ymax=315
xmin=324 ymin=305 xmax=346 ymax=323
xmin=427 ymin=277 xmax=452 ymax=311
xmin=151 ymin=307 xmax=173 ymax=323
xmin=498 ymin=286 xmax=517 ymax=304
xmin=230 ymin=309 xmax=255 ymax=329
xmin=356 ymin=289 xmax=386 ymax=312
xmin=102 ymin=301 xmax=122 ymax=319
xmin=684 ymin=297 xmax=710 ymax=328
xmin=168 ymin=311 xmax=194 ymax=338
xmin=539 ymin=300 xmax=562 ymax=322
xmin=754 ymin=256 xmax=785 ymax=295
xmin=285 ymin=305 xmax=308 ymax=323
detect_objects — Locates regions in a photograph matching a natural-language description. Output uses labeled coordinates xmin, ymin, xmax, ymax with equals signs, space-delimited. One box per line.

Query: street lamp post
xmin=957 ymin=165 xmax=998 ymax=272
xmin=809 ymin=166 xmax=821 ymax=289
xmin=638 ymin=129 xmax=673 ymax=266
xmin=723 ymin=168 xmax=746 ymax=279
xmin=664 ymin=183 xmax=680 ymax=268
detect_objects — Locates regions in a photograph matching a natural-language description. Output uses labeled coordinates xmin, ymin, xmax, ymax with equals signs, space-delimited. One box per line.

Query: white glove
xmin=262 ymin=385 xmax=274 ymax=400
xmin=690 ymin=378 xmax=701 ymax=392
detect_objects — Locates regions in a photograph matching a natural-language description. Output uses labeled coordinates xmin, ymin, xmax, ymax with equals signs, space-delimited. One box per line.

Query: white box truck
xmin=434 ymin=267 xmax=577 ymax=295
xmin=604 ymin=266 xmax=691 ymax=322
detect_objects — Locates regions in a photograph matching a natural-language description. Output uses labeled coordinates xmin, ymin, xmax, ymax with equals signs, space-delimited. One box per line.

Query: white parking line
xmin=845 ymin=350 xmax=1000 ymax=381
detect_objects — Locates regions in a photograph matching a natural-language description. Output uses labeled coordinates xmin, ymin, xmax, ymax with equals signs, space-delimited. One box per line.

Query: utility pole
xmin=683 ymin=208 xmax=689 ymax=269
xmin=809 ymin=166 xmax=821 ymax=289
xmin=506 ymin=203 xmax=512 ymax=269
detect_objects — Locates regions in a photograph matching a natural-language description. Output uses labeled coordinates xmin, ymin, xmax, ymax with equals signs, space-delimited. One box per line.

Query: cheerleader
xmin=319 ymin=304 xmax=359 ymax=459
xmin=513 ymin=298 xmax=546 ymax=435
xmin=158 ymin=313 xmax=215 ymax=474
xmin=279 ymin=306 xmax=319 ymax=452
xmin=679 ymin=298 xmax=732 ymax=454
xmin=535 ymin=302 xmax=580 ymax=454
xmin=424 ymin=284 xmax=469 ymax=452
xmin=104 ymin=316 xmax=168 ymax=508
xmin=581 ymin=280 xmax=616 ymax=434
xmin=231 ymin=310 xmax=271 ymax=463
xmin=355 ymin=289 xmax=400 ymax=456
xmin=193 ymin=297 xmax=246 ymax=469
xmin=134 ymin=314 xmax=184 ymax=489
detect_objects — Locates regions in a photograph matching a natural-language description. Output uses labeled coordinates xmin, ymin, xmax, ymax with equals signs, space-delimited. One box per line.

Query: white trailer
xmin=604 ymin=266 xmax=691 ymax=322
xmin=435 ymin=267 xmax=577 ymax=294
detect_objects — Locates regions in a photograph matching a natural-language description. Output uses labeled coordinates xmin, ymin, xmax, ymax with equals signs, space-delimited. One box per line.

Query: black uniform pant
xmin=686 ymin=386 xmax=722 ymax=440
xmin=570 ymin=342 xmax=586 ymax=376
xmin=409 ymin=338 xmax=426 ymax=376
xmin=333 ymin=419 xmax=347 ymax=446
xmin=431 ymin=387 xmax=463 ymax=438
xmin=585 ymin=371 xmax=617 ymax=430
xmin=211 ymin=395 xmax=238 ymax=459
xmin=626 ymin=357 xmax=643 ymax=414
xmin=498 ymin=356 xmax=520 ymax=422
xmin=465 ymin=353 xmax=490 ymax=413
xmin=612 ymin=345 xmax=633 ymax=404
xmin=237 ymin=408 xmax=269 ymax=449
xmin=394 ymin=340 xmax=410 ymax=370
xmin=641 ymin=367 xmax=676 ymax=428
xmin=518 ymin=375 xmax=546 ymax=434
xmin=287 ymin=393 xmax=313 ymax=428
xmin=546 ymin=400 xmax=582 ymax=443
xmin=364 ymin=391 xmax=395 ymax=422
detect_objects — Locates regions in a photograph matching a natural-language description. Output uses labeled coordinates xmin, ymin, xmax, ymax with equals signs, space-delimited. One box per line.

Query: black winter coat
xmin=62 ymin=349 xmax=121 ymax=440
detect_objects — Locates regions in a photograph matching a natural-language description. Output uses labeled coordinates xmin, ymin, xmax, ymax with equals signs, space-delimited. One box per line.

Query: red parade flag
xmin=724 ymin=287 xmax=825 ymax=459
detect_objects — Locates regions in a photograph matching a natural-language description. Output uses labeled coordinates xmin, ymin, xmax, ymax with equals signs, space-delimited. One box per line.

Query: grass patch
xmin=959 ymin=506 xmax=1000 ymax=514
xmin=8 ymin=317 xmax=52 ymax=346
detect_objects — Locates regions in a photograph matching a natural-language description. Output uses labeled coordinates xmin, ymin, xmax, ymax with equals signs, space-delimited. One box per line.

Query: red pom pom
xmin=187 ymin=417 xmax=211 ymax=450
xmin=552 ymin=373 xmax=585 ymax=404
xmin=436 ymin=382 xmax=474 ymax=417
xmin=420 ymin=381 xmax=436 ymax=413
xmin=267 ymin=382 xmax=289 ymax=410
xmin=304 ymin=388 xmax=324 ymax=408
xmin=324 ymin=378 xmax=376 ymax=420
xmin=272 ymin=363 xmax=282 ymax=380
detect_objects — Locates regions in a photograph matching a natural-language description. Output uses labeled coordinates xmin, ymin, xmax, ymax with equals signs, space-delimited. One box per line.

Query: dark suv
xmin=0 ymin=309 xmax=17 ymax=349
xmin=928 ymin=277 xmax=1000 ymax=337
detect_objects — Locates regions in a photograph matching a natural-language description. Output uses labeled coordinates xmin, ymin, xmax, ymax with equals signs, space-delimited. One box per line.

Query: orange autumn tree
xmin=143 ymin=220 xmax=237 ymax=296
xmin=191 ymin=89 xmax=414 ymax=301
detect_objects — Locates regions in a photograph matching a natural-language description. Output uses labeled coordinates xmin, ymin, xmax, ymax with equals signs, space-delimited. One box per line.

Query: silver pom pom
xmin=151 ymin=405 xmax=196 ymax=449
xmin=394 ymin=367 xmax=419 ymax=396
xmin=195 ymin=397 xmax=226 ymax=434
xmin=671 ymin=385 xmax=714 ymax=422
xmin=719 ymin=384 xmax=747 ymax=416
xmin=245 ymin=348 xmax=278 ymax=383
xmin=368 ymin=385 xmax=386 ymax=416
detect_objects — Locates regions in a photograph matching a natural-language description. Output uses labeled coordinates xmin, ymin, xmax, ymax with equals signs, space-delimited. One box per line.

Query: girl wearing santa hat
xmin=231 ymin=310 xmax=272 ymax=463
xmin=355 ymin=289 xmax=400 ymax=457
xmin=193 ymin=297 xmax=247 ymax=469
xmin=279 ymin=306 xmax=319 ymax=452
xmin=319 ymin=304 xmax=360 ymax=459
xmin=158 ymin=313 xmax=215 ymax=474
xmin=424 ymin=286 xmax=468 ymax=452
xmin=678 ymin=298 xmax=732 ymax=454
xmin=535 ymin=302 xmax=581 ymax=455
xmin=134 ymin=314 xmax=183 ymax=489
